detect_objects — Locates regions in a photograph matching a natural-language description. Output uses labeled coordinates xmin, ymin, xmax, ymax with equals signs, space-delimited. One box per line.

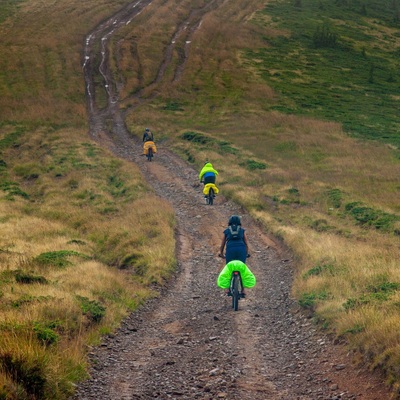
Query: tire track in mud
xmin=83 ymin=0 xmax=223 ymax=138
xmin=75 ymin=1 xmax=394 ymax=399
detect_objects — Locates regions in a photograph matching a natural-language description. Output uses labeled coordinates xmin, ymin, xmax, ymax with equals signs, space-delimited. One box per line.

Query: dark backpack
xmin=228 ymin=225 xmax=241 ymax=240
xmin=144 ymin=131 xmax=154 ymax=142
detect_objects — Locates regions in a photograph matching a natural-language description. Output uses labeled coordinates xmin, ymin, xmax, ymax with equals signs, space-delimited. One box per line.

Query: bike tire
xmin=208 ymin=187 xmax=214 ymax=205
xmin=147 ymin=147 xmax=153 ymax=161
xmin=232 ymin=273 xmax=240 ymax=311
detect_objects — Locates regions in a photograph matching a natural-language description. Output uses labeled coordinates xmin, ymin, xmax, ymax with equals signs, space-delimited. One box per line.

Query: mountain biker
xmin=218 ymin=215 xmax=251 ymax=296
xmin=143 ymin=127 xmax=154 ymax=142
xmin=199 ymin=161 xmax=219 ymax=199
xmin=218 ymin=215 xmax=250 ymax=264
xmin=199 ymin=161 xmax=218 ymax=185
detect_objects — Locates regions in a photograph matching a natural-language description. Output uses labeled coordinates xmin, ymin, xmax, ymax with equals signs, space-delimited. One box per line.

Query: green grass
xmin=0 ymin=0 xmax=25 ymax=24
xmin=246 ymin=0 xmax=400 ymax=147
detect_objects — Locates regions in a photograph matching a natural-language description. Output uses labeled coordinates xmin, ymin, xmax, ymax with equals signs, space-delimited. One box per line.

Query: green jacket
xmin=199 ymin=163 xmax=219 ymax=181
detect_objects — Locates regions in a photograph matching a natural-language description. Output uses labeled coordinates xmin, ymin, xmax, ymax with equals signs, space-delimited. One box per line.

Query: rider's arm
xmin=243 ymin=231 xmax=250 ymax=256
xmin=218 ymin=234 xmax=227 ymax=257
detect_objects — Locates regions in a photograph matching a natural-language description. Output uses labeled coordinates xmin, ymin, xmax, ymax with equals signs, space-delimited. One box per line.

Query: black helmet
xmin=228 ymin=215 xmax=241 ymax=226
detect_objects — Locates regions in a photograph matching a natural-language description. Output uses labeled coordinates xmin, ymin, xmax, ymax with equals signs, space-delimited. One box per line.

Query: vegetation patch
xmin=326 ymin=188 xmax=343 ymax=209
xmin=163 ymin=101 xmax=184 ymax=111
xmin=76 ymin=295 xmax=106 ymax=323
xmin=0 ymin=181 xmax=29 ymax=200
xmin=12 ymin=295 xmax=53 ymax=309
xmin=34 ymin=250 xmax=90 ymax=268
xmin=15 ymin=271 xmax=48 ymax=284
xmin=33 ymin=322 xmax=60 ymax=346
xmin=240 ymin=159 xmax=267 ymax=171
xmin=298 ymin=291 xmax=329 ymax=309
xmin=0 ymin=127 xmax=26 ymax=151
xmin=309 ymin=218 xmax=335 ymax=232
xmin=344 ymin=201 xmax=399 ymax=231
xmin=180 ymin=132 xmax=238 ymax=155
xmin=303 ymin=263 xmax=335 ymax=278
xmin=344 ymin=281 xmax=400 ymax=310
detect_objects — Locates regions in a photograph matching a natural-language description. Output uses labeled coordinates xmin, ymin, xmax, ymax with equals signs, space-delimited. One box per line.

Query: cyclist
xmin=199 ymin=162 xmax=218 ymax=199
xmin=142 ymin=128 xmax=157 ymax=157
xmin=218 ymin=215 xmax=250 ymax=264
xmin=142 ymin=127 xmax=154 ymax=142
xmin=199 ymin=161 xmax=218 ymax=185
xmin=218 ymin=215 xmax=252 ymax=296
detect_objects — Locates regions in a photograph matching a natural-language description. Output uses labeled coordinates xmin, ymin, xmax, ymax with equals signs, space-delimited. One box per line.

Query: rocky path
xmin=73 ymin=0 xmax=393 ymax=398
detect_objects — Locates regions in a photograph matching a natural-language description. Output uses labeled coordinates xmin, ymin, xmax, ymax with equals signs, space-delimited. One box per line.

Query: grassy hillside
xmin=0 ymin=0 xmax=399 ymax=398
xmin=250 ymin=0 xmax=400 ymax=147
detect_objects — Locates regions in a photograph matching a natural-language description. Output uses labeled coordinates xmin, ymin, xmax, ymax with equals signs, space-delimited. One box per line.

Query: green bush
xmin=33 ymin=323 xmax=59 ymax=345
xmin=181 ymin=131 xmax=211 ymax=144
xmin=240 ymin=159 xmax=267 ymax=171
xmin=345 ymin=202 xmax=399 ymax=231
xmin=76 ymin=296 xmax=106 ymax=323
xmin=15 ymin=271 xmax=48 ymax=284
xmin=34 ymin=250 xmax=90 ymax=268
xmin=299 ymin=292 xmax=316 ymax=308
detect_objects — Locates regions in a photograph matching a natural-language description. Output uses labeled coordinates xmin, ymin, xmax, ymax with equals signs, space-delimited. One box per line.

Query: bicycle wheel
xmin=147 ymin=147 xmax=153 ymax=161
xmin=231 ymin=272 xmax=240 ymax=311
xmin=208 ymin=187 xmax=214 ymax=205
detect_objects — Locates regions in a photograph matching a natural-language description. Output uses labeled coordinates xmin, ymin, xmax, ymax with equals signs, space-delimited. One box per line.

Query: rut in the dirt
xmin=73 ymin=1 xmax=394 ymax=399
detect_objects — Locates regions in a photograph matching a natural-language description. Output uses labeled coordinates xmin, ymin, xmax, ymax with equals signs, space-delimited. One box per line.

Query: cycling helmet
xmin=145 ymin=128 xmax=150 ymax=132
xmin=228 ymin=215 xmax=241 ymax=226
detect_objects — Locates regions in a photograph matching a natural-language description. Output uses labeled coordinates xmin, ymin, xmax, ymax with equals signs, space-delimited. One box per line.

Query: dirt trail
xmin=73 ymin=1 xmax=393 ymax=399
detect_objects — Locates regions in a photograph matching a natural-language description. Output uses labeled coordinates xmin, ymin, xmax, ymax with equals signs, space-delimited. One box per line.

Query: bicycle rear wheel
xmin=231 ymin=273 xmax=240 ymax=311
xmin=208 ymin=187 xmax=214 ymax=205
xmin=147 ymin=147 xmax=153 ymax=161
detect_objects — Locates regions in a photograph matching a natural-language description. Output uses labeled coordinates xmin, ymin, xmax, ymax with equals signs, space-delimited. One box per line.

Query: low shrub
xmin=15 ymin=271 xmax=48 ymax=285
xmin=345 ymin=202 xmax=399 ymax=231
xmin=34 ymin=251 xmax=90 ymax=268
xmin=76 ymin=296 xmax=106 ymax=323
